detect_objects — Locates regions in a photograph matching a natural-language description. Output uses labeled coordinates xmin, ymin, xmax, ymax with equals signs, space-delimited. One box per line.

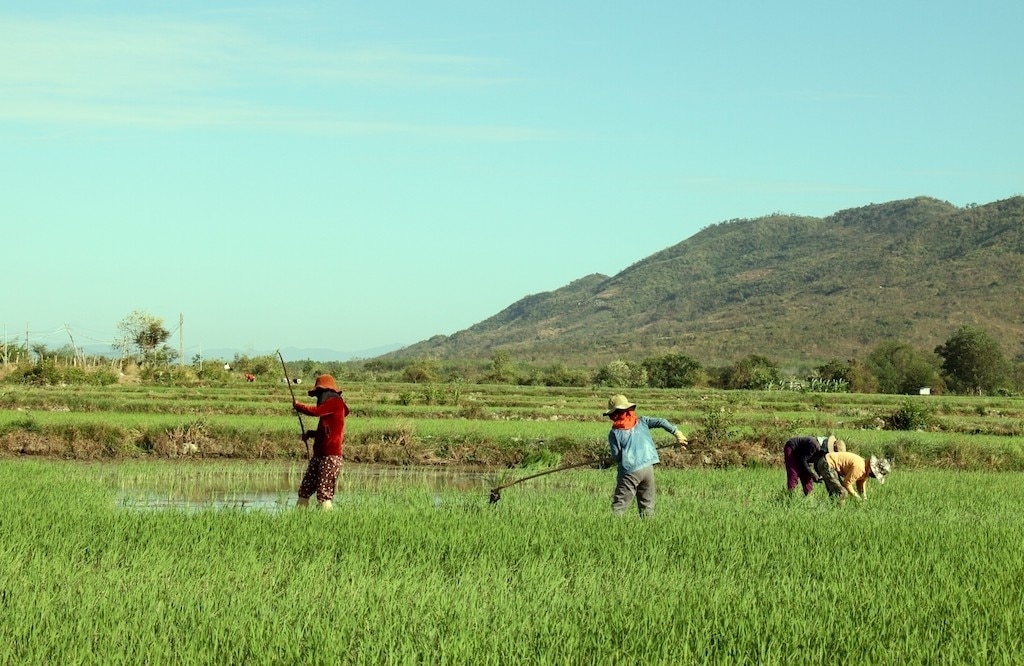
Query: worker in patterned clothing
xmin=783 ymin=435 xmax=845 ymax=495
xmin=815 ymin=450 xmax=892 ymax=503
xmin=292 ymin=374 xmax=350 ymax=510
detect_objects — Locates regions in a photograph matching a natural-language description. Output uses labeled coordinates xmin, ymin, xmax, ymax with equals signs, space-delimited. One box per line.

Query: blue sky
xmin=4 ymin=1 xmax=1022 ymax=360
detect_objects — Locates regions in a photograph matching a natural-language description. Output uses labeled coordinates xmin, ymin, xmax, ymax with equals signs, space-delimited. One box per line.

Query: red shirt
xmin=294 ymin=395 xmax=349 ymax=456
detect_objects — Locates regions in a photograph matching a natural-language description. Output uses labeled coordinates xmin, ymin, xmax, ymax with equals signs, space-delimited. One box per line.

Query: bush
xmin=695 ymin=403 xmax=738 ymax=447
xmin=14 ymin=361 xmax=117 ymax=387
xmin=886 ymin=399 xmax=935 ymax=431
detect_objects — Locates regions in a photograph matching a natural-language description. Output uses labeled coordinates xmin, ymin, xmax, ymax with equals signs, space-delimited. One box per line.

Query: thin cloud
xmin=0 ymin=16 xmax=535 ymax=137
xmin=0 ymin=97 xmax=551 ymax=141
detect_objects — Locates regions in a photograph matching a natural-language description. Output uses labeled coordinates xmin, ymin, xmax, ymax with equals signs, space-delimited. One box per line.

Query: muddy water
xmin=115 ymin=464 xmax=495 ymax=512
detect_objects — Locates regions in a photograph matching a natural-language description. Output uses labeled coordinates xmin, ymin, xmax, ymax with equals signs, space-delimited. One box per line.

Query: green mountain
xmin=391 ymin=196 xmax=1024 ymax=368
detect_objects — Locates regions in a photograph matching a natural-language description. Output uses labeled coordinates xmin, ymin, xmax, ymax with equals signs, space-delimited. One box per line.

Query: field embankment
xmin=2 ymin=383 xmax=1024 ymax=470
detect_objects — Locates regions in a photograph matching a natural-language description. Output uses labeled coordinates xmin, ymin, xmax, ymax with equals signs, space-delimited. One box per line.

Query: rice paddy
xmin=3 ymin=381 xmax=1024 ymax=662
xmin=2 ymin=460 xmax=1024 ymax=664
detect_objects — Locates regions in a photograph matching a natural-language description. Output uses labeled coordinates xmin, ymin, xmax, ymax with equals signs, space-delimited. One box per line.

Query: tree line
xmin=2 ymin=310 xmax=1020 ymax=397
xmin=359 ymin=325 xmax=1021 ymax=396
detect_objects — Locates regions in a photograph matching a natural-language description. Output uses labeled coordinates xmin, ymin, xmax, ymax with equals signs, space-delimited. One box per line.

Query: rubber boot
xmin=296 ymin=497 xmax=310 ymax=509
xmin=320 ymin=500 xmax=333 ymax=511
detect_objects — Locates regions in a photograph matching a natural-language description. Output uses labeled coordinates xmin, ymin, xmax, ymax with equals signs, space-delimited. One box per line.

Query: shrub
xmin=886 ymin=399 xmax=935 ymax=431
xmin=14 ymin=361 xmax=117 ymax=386
xmin=695 ymin=403 xmax=737 ymax=447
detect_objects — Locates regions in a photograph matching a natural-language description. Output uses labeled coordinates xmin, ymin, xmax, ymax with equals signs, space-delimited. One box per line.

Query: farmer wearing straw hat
xmin=783 ymin=435 xmax=846 ymax=495
xmin=814 ymin=450 xmax=892 ymax=502
xmin=292 ymin=374 xmax=349 ymax=510
xmin=604 ymin=394 xmax=688 ymax=517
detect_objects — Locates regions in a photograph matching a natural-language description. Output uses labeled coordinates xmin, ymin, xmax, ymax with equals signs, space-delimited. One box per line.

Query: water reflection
xmin=115 ymin=464 xmax=495 ymax=512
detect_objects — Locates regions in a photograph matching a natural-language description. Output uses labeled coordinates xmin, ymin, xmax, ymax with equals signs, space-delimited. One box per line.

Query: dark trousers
xmin=783 ymin=443 xmax=816 ymax=495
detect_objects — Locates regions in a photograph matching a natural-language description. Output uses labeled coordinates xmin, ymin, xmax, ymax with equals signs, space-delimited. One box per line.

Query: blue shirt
xmin=608 ymin=416 xmax=679 ymax=474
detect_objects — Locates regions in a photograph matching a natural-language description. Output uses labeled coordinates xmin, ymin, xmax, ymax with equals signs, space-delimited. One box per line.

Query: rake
xmin=488 ymin=442 xmax=684 ymax=504
xmin=277 ymin=349 xmax=309 ymax=458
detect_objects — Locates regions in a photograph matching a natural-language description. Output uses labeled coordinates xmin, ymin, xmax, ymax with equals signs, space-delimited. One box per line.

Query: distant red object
xmin=245 ymin=373 xmax=255 ymax=382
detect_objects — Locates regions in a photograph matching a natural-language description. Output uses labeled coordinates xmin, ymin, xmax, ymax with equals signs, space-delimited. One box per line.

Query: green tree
xmin=642 ymin=353 xmax=703 ymax=388
xmin=722 ymin=355 xmax=780 ymax=390
xmin=1009 ymin=356 xmax=1024 ymax=394
xmin=0 ymin=341 xmax=27 ymax=364
xmin=934 ymin=326 xmax=1009 ymax=395
xmin=816 ymin=359 xmax=879 ymax=393
xmin=115 ymin=310 xmax=171 ymax=365
xmin=402 ymin=359 xmax=439 ymax=384
xmin=595 ymin=359 xmax=648 ymax=388
xmin=866 ymin=340 xmax=940 ymax=395
xmin=30 ymin=343 xmax=49 ymax=363
xmin=485 ymin=350 xmax=516 ymax=384
xmin=539 ymin=363 xmax=590 ymax=387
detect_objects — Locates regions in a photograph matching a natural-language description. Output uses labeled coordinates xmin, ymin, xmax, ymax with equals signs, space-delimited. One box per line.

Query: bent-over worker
xmin=783 ymin=435 xmax=845 ymax=495
xmin=815 ymin=451 xmax=892 ymax=502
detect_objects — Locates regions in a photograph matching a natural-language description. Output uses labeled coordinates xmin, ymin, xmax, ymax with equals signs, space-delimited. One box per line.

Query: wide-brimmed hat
xmin=870 ymin=455 xmax=892 ymax=483
xmin=308 ymin=374 xmax=340 ymax=396
xmin=603 ymin=394 xmax=637 ymax=416
xmin=825 ymin=436 xmax=847 ymax=453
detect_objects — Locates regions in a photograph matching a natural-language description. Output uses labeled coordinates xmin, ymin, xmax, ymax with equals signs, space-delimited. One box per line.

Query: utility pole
xmin=65 ymin=323 xmax=84 ymax=367
xmin=179 ymin=313 xmax=184 ymax=366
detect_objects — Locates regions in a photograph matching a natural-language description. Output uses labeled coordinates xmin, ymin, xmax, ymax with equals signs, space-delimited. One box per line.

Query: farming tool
xmin=277 ymin=349 xmax=309 ymax=458
xmin=488 ymin=441 xmax=685 ymax=504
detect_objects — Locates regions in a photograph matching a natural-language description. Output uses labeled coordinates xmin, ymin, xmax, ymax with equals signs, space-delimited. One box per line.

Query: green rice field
xmin=3 ymin=382 xmax=1024 ymax=662
xmin=2 ymin=459 xmax=1023 ymax=664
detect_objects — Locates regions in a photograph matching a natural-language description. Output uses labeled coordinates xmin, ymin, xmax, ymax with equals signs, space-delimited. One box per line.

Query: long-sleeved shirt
xmin=824 ymin=452 xmax=870 ymax=499
xmin=608 ymin=416 xmax=680 ymax=474
xmin=294 ymin=393 xmax=349 ymax=457
xmin=786 ymin=436 xmax=823 ymax=478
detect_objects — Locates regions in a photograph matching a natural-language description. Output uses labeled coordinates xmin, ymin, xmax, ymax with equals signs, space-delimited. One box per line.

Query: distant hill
xmin=385 ymin=196 xmax=1024 ymax=369
xmin=212 ymin=344 xmax=404 ymax=363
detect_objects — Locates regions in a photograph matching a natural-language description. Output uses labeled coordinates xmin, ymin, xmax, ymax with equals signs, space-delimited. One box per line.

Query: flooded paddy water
xmin=111 ymin=462 xmax=495 ymax=512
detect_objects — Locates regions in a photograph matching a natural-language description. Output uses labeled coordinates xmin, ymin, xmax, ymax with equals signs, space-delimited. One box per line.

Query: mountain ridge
xmin=386 ymin=195 xmax=1024 ymax=368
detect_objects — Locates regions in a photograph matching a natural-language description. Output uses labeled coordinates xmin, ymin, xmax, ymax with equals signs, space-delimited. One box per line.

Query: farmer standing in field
xmin=604 ymin=394 xmax=688 ymax=517
xmin=292 ymin=374 xmax=349 ymax=510
xmin=814 ymin=450 xmax=892 ymax=503
xmin=783 ymin=435 xmax=845 ymax=495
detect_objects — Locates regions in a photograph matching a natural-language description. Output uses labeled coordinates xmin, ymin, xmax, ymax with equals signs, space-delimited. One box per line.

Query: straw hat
xmin=824 ymin=435 xmax=847 ymax=453
xmin=603 ymin=394 xmax=637 ymax=416
xmin=870 ymin=456 xmax=892 ymax=483
xmin=308 ymin=374 xmax=340 ymax=396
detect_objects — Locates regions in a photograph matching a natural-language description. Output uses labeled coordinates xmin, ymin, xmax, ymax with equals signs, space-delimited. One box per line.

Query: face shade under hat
xmin=603 ymin=394 xmax=636 ymax=416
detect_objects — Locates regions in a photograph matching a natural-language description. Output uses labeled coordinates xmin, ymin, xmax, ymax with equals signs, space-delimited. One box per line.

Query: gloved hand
xmin=674 ymin=430 xmax=688 ymax=448
xmin=301 ymin=430 xmax=315 ymax=443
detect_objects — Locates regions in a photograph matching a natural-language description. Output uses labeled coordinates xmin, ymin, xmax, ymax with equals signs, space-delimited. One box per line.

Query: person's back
xmin=783 ymin=435 xmax=842 ymax=494
xmin=826 ymin=451 xmax=867 ymax=478
xmin=818 ymin=452 xmax=868 ymax=499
